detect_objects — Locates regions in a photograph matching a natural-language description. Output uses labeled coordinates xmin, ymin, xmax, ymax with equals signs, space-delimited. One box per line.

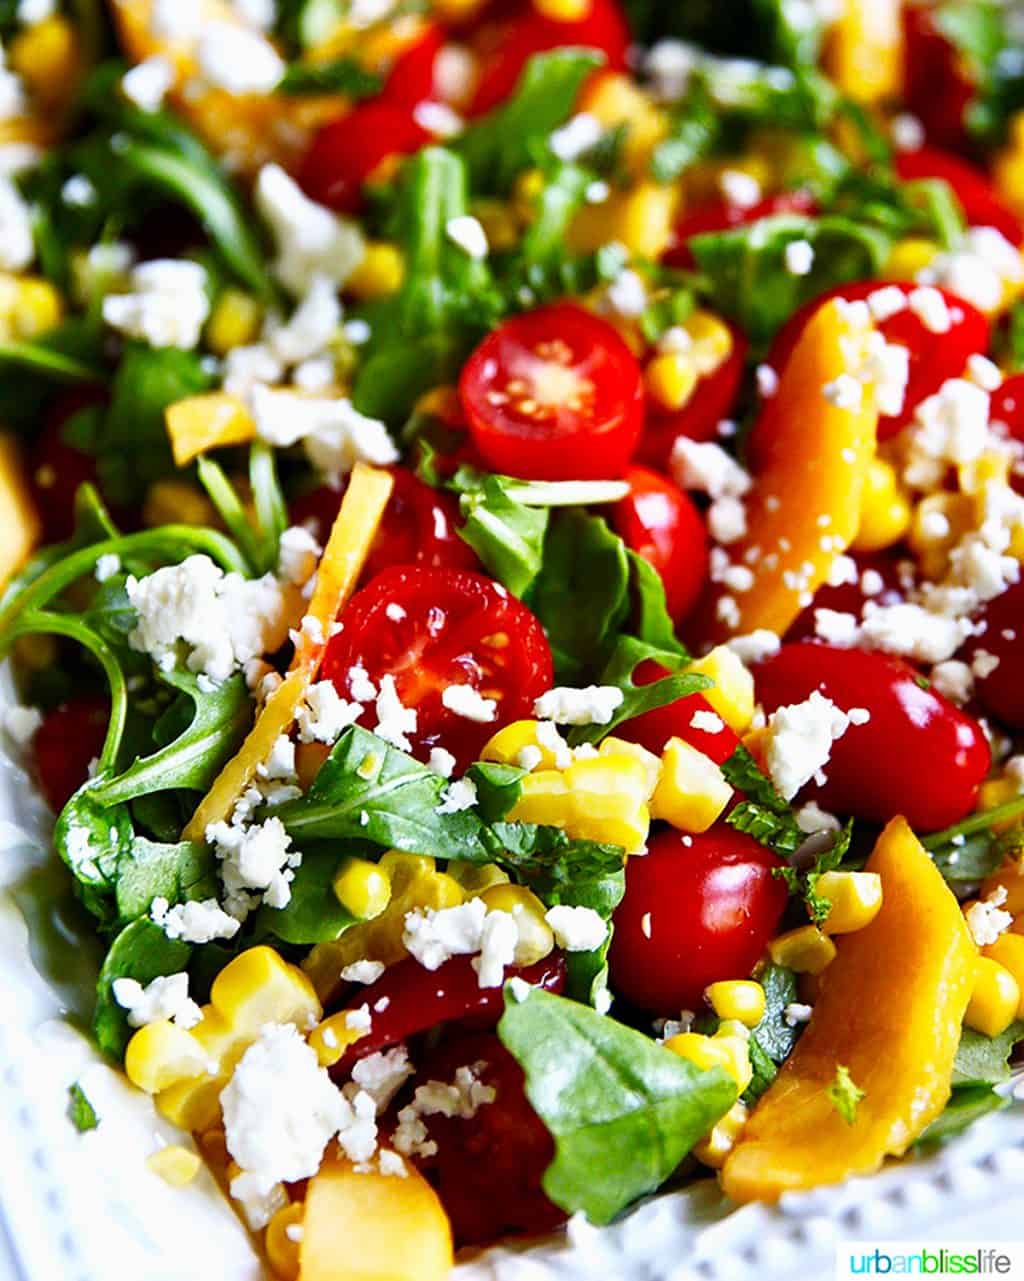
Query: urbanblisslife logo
xmin=836 ymin=1244 xmax=1024 ymax=1277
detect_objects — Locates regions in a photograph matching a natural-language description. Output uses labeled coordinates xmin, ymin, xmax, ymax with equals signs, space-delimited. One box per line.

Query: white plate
xmin=3 ymin=720 xmax=1024 ymax=1281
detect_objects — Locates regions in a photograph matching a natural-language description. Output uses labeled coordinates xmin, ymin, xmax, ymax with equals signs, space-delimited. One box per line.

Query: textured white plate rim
xmin=4 ymin=686 xmax=1024 ymax=1281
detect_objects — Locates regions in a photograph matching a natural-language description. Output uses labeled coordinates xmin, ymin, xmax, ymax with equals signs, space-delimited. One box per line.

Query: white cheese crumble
xmin=121 ymin=56 xmax=174 ymax=112
xmin=690 ymin=709 xmax=725 ymax=734
xmin=866 ymin=285 xmax=908 ymax=322
xmin=207 ymin=815 xmax=299 ymax=912
xmin=94 ymin=552 xmax=121 ymax=583
xmin=296 ymin=680 xmax=362 ymax=745
xmin=103 ymin=259 xmax=210 ymax=350
xmin=150 ymin=895 xmax=241 ymax=944
xmin=534 ymin=685 xmax=624 ymax=726
xmin=341 ymin=959 xmax=386 ymax=985
xmin=795 ymin=800 xmax=840 ymax=834
xmin=249 ymin=385 xmax=399 ymax=485
xmin=930 ymin=659 xmax=974 ymax=705
xmin=255 ymin=164 xmax=365 ymax=296
xmin=783 ymin=1002 xmax=813 ymax=1027
xmin=764 ymin=690 xmax=854 ymax=801
xmin=725 ymin=629 xmax=781 ymax=665
xmin=393 ymin=1065 xmax=496 ymax=1159
xmin=784 ymin=239 xmax=814 ymax=275
xmin=549 ymin=112 xmax=603 ymax=161
xmin=964 ymin=887 xmax=1012 ymax=948
xmin=0 ymin=176 xmax=36 ymax=271
xmin=278 ymin=525 xmax=322 ymax=588
xmin=441 ymin=683 xmax=498 ymax=723
xmin=907 ymin=285 xmax=952 ymax=334
xmin=436 ymin=777 xmax=478 ymax=815
xmin=196 ymin=22 xmax=285 ymax=95
xmin=112 ymin=972 xmax=202 ymax=1030
xmin=402 ymin=899 xmax=520 ymax=988
xmin=670 ymin=437 xmax=751 ymax=500
xmin=428 ymin=746 xmax=457 ymax=778
xmin=267 ymin=274 xmax=341 ymax=366
xmin=372 ymin=674 xmax=417 ymax=750
xmin=445 ymin=215 xmax=488 ymax=260
xmin=544 ymin=905 xmax=608 ymax=952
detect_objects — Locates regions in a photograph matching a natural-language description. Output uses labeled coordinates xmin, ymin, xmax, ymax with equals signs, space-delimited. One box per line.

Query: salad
xmin=2 ymin=0 xmax=1024 ymax=1275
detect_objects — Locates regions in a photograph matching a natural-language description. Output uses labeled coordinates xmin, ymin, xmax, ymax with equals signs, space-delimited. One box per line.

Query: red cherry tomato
xmin=290 ymin=467 xmax=479 ymax=580
xmin=895 ymin=146 xmax=1024 ymax=245
xmin=637 ymin=323 xmax=748 ymax=468
xmin=754 ymin=643 xmax=990 ymax=831
xmin=766 ymin=282 xmax=990 ymax=441
xmin=786 ymin=553 xmax=907 ymax=642
xmin=460 ymin=303 xmax=644 ymax=481
xmin=902 ymin=4 xmax=977 ymax=154
xmin=333 ymin=952 xmax=566 ymax=1075
xmin=992 ymin=373 xmax=1024 ymax=441
xmin=30 ymin=389 xmax=104 ymax=542
xmin=617 ymin=661 xmax=740 ymax=764
xmin=298 ymin=100 xmax=432 ymax=212
xmin=321 ymin=565 xmax=553 ymax=769
xmin=611 ymin=465 xmax=709 ymax=624
xmin=406 ymin=1030 xmax=566 ymax=1246
xmin=33 ymin=695 xmax=109 ymax=812
xmin=609 ymin=825 xmax=788 ymax=1015
xmin=960 ymin=580 xmax=1024 ymax=729
xmin=383 ymin=24 xmax=445 ymax=108
xmin=664 ymin=189 xmax=819 ymax=270
xmin=467 ymin=0 xmax=629 ymax=117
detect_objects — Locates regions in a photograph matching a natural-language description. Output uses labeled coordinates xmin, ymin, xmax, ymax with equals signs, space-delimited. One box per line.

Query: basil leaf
xmin=952 ymin=1020 xmax=1024 ymax=1087
xmin=68 ymin=1082 xmax=100 ymax=1133
xmin=914 ymin=1083 xmax=1009 ymax=1148
xmin=114 ymin=837 xmax=217 ymax=926
xmin=499 ymin=988 xmax=736 ymax=1223
xmin=93 ymin=918 xmax=192 ymax=1059
xmin=255 ymin=846 xmax=357 ymax=945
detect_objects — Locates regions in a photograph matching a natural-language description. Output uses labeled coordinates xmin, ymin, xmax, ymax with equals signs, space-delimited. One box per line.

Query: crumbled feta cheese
xmin=341 ymin=959 xmax=386 ymax=985
xmin=606 ymin=268 xmax=647 ymax=317
xmin=296 ymin=680 xmax=362 ymax=745
xmin=795 ymin=801 xmax=840 ymax=834
xmin=783 ymin=1002 xmax=813 ymax=1027
xmin=373 ymin=675 xmax=417 ymax=751
xmin=920 ymin=226 xmax=1024 ymax=316
xmin=964 ymin=887 xmax=1012 ymax=948
xmin=930 ymin=659 xmax=974 ymax=704
xmin=385 ymin=602 xmax=407 ymax=622
xmin=671 ymin=438 xmax=751 ymax=500
xmin=756 ymin=364 xmax=779 ymax=398
xmin=150 ymin=895 xmax=241 ymax=943
xmin=151 ymin=0 xmax=202 ymax=39
xmin=720 ymin=169 xmax=760 ymax=209
xmin=784 ymin=239 xmax=814 ymax=276
xmin=249 ymin=385 xmax=399 ymax=485
xmin=972 ymin=648 xmax=1001 ymax=679
xmin=866 ymin=285 xmax=908 ymax=323
xmin=708 ymin=495 xmax=748 ymax=545
xmin=112 ymin=972 xmax=202 ymax=1030
xmin=549 ymin=112 xmax=603 ymax=161
xmin=472 ymin=909 xmax=518 ymax=987
xmin=350 ymin=1047 xmax=414 ymax=1113
xmin=267 ymin=275 xmax=341 ymax=366
xmin=859 ymin=601 xmax=972 ymax=664
xmin=813 ymin=608 xmax=859 ymax=647
xmin=535 ymin=719 xmax=572 ymax=768
xmin=907 ymin=286 xmax=952 ymax=334
xmin=348 ymin=664 xmax=377 ymax=703
xmin=445 ymin=215 xmax=488 ymax=260
xmin=534 ymin=685 xmax=623 ymax=726
xmin=644 ymin=39 xmax=698 ymax=101
xmin=94 ymin=552 xmax=121 ymax=583
xmin=860 ymin=331 xmax=909 ymax=418
xmin=207 ymin=815 xmax=297 ymax=911
xmin=690 ymin=709 xmax=725 ymax=734
xmin=891 ymin=112 xmax=924 ymax=151
xmin=278 ymin=525 xmax=322 ymax=588
xmin=196 ymin=22 xmax=284 ymax=94
xmin=544 ymin=905 xmax=608 ymax=952
xmin=726 ymin=629 xmax=781 ymax=665
xmin=0 ymin=176 xmax=35 ymax=271
xmin=822 ymin=374 xmax=862 ymax=410
xmin=404 ymin=899 xmax=521 ymax=987
xmin=435 ymin=777 xmax=478 ymax=815
xmin=2 ymin=703 xmax=42 ymax=747
xmin=393 ymin=1065 xmax=496 ymax=1159
xmin=122 ymin=56 xmax=174 ymax=112
xmin=103 ymin=259 xmax=210 ymax=350
xmin=413 ymin=100 xmax=463 ymax=138
xmin=903 ymin=378 xmax=991 ymax=486
xmin=428 ymin=747 xmax=456 ymax=778
xmin=764 ymin=690 xmax=854 ymax=800
xmin=18 ymin=0 xmax=57 ymax=21
xmin=255 ymin=164 xmax=364 ymax=296
xmin=259 ymin=734 xmax=297 ymax=783
xmin=967 ymin=352 xmax=1003 ymax=392
xmin=441 ymin=683 xmax=497 ymax=723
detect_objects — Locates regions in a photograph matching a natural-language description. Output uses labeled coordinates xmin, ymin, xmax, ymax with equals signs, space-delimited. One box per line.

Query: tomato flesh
xmin=321 ymin=565 xmax=553 ymax=769
xmin=460 ymin=302 xmax=644 ymax=481
xmin=31 ymin=390 xmax=104 ymax=542
xmin=33 ymin=695 xmax=109 ymax=812
xmin=895 ymin=146 xmax=1024 ymax=245
xmin=960 ymin=579 xmax=1024 ymax=729
xmin=902 ymin=5 xmax=978 ymax=154
xmin=755 ymin=643 xmax=990 ymax=831
xmin=617 ymin=661 xmax=740 ymax=764
xmin=611 ymin=465 xmax=709 ymax=624
xmin=298 ymin=100 xmax=432 ymax=212
xmin=609 ymin=825 xmax=788 ymax=1015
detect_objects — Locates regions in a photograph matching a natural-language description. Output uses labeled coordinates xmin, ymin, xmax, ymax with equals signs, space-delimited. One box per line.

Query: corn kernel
xmin=687 ymin=646 xmax=755 ymax=732
xmin=266 ymin=1203 xmax=304 ymax=1281
xmin=966 ymin=957 xmax=1021 ymax=1037
xmin=482 ymin=719 xmax=564 ymax=770
xmin=982 ymin=933 xmax=1024 ymax=1016
xmin=333 ymin=856 xmax=391 ymax=920
xmin=853 ymin=456 xmax=912 ymax=552
xmin=513 ymin=168 xmax=546 ymax=221
xmin=706 ymin=980 xmax=766 ymax=1028
xmin=308 ymin=1009 xmax=370 ymax=1068
xmin=14 ymin=278 xmax=62 ymax=338
xmin=472 ymin=199 xmax=520 ymax=253
xmin=146 ymin=1144 xmax=202 ymax=1188
xmin=211 ymin=946 xmax=322 ymax=1044
xmin=650 ymin=737 xmax=732 ymax=833
xmin=125 ymin=1021 xmax=210 ymax=1095
xmin=685 ymin=310 xmax=734 ymax=376
xmin=815 ymin=871 xmax=883 ymax=935
xmin=598 ymin=736 xmax=662 ymax=798
xmin=884 ymin=237 xmax=939 ymax=281
xmin=508 ymin=769 xmax=573 ymax=827
xmin=447 ymin=860 xmax=511 ymax=896
xmin=564 ymin=754 xmax=651 ymax=853
xmin=143 ymin=479 xmax=218 ymax=530
xmin=9 ymin=16 xmax=79 ymax=109
xmin=982 ymin=858 xmax=1024 ymax=915
xmin=908 ymin=491 xmax=974 ymax=579
xmin=664 ymin=1031 xmax=751 ymax=1092
xmin=962 ymin=451 xmax=1012 ymax=497
xmin=693 ymin=1100 xmax=749 ymax=1169
xmin=577 ymin=73 xmax=668 ymax=174
xmin=533 ymin=0 xmax=591 ymax=18
xmin=645 ymin=352 xmax=699 ymax=412
xmin=154 ymin=1075 xmax=226 ymax=1134
xmin=205 ymin=289 xmax=263 ymax=356
xmin=346 ymin=242 xmax=404 ymax=300
xmin=768 ymin=925 xmax=837 ymax=974
xmin=480 ymin=883 xmax=555 ymax=966
xmin=569 ymin=182 xmax=679 ymax=260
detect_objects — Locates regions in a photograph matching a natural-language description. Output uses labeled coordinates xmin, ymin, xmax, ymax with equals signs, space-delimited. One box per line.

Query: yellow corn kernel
xmin=962 ymin=451 xmax=1012 ymax=497
xmin=143 ymin=479 xmax=217 ymax=530
xmin=347 ymin=242 xmax=404 ymax=300
xmin=154 ymin=1075 xmax=227 ymax=1134
xmin=508 ymin=770 xmax=573 ymax=828
xmin=706 ymin=980 xmax=766 ymax=1029
xmin=205 ymin=289 xmax=263 ymax=356
xmin=665 ymin=1031 xmax=752 ymax=1092
xmin=533 ymin=0 xmax=591 ymax=17
xmin=513 ymin=168 xmax=547 ymax=221
xmin=598 ymin=736 xmax=662 ymax=798
xmin=447 ymin=860 xmax=511 ymax=896
xmin=266 ymin=1202 xmax=304 ymax=1281
xmin=982 ymin=858 xmax=1024 ymax=915
xmin=124 ymin=1021 xmax=210 ymax=1096
xmin=885 ymin=237 xmax=939 ymax=281
xmin=908 ymin=491 xmax=974 ymax=579
xmin=650 ymin=736 xmax=732 ymax=833
xmin=9 ymin=16 xmax=80 ymax=109
xmin=146 ymin=1144 xmax=202 ymax=1187
xmin=815 ymin=870 xmax=883 ymax=935
xmin=14 ymin=278 xmax=63 ymax=338
xmin=979 ymin=778 xmax=1022 ymax=820
xmin=472 ymin=199 xmax=520 ymax=253
xmin=482 ymin=719 xmax=564 ymax=770
xmin=768 ymin=925 xmax=838 ymax=974
xmin=564 ymin=754 xmax=651 ymax=853
xmin=852 ymin=456 xmax=912 ymax=552
xmin=333 ymin=856 xmax=391 ymax=920
xmin=694 ymin=1100 xmax=749 ymax=1169
xmin=480 ymin=883 xmax=555 ymax=966
xmin=687 ymin=646 xmax=755 ymax=732
xmin=824 ymin=0 xmax=902 ymax=105
xmin=982 ymin=933 xmax=1024 ymax=1016
xmin=645 ymin=352 xmax=699 ymax=412
xmin=570 ymin=182 xmax=679 ymax=261
xmin=966 ymin=957 xmax=1021 ymax=1037
xmin=578 ymin=73 xmax=668 ymax=174
xmin=211 ymin=946 xmax=322 ymax=1043
xmin=685 ymin=310 xmax=734 ymax=376
xmin=308 ymin=1009 xmax=370 ymax=1068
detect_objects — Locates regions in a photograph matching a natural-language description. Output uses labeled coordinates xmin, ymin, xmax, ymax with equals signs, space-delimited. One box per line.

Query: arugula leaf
xmin=255 ymin=846 xmax=357 ymax=945
xmin=114 ymin=837 xmax=217 ymax=926
xmin=93 ymin=918 xmax=192 ymax=1059
xmin=499 ymin=987 xmax=736 ymax=1223
xmin=913 ymin=1083 xmax=1009 ymax=1148
xmin=627 ymin=551 xmax=685 ymax=656
xmin=952 ymin=1020 xmax=1024 ymax=1087
xmin=277 ymin=58 xmax=382 ymax=97
xmin=465 ymin=761 xmax=528 ymax=824
xmin=68 ymin=1083 xmax=100 ymax=1133
xmin=651 ymin=85 xmax=719 ymax=183
xmin=457 ymin=475 xmax=550 ymax=597
xmin=197 ymin=442 xmax=286 ymax=577
xmin=54 ymin=784 xmax=133 ymax=925
xmin=827 ymin=1063 xmax=865 ymax=1125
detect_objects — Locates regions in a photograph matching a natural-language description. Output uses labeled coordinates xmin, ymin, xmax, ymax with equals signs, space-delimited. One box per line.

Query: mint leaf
xmin=722 ymin=745 xmax=805 ymax=855
xmin=68 ymin=1083 xmax=99 ymax=1133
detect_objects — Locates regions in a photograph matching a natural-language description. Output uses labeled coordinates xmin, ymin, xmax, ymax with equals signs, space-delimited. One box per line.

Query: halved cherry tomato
xmin=616 ymin=661 xmax=741 ymax=764
xmin=405 ymin=1030 xmax=566 ymax=1246
xmin=636 ymin=322 xmax=748 ymax=467
xmin=459 ymin=303 xmax=644 ymax=481
xmin=611 ymin=465 xmax=708 ymax=624
xmin=902 ymin=4 xmax=977 ymax=154
xmin=786 ymin=553 xmax=907 ymax=642
xmin=609 ymin=825 xmax=788 ymax=1015
xmin=766 ymin=281 xmax=990 ymax=441
xmin=298 ymin=100 xmax=433 ymax=212
xmin=290 ymin=467 xmax=479 ymax=581
xmin=755 ymin=643 xmax=990 ymax=830
xmin=467 ymin=0 xmax=629 ymax=117
xmin=33 ymin=695 xmax=109 ymax=812
xmin=383 ymin=23 xmax=445 ymax=108
xmin=321 ymin=565 xmax=553 ymax=768
xmin=663 ymin=189 xmax=819 ymax=270
xmin=332 ymin=952 xmax=566 ymax=1076
xmin=960 ymin=579 xmax=1024 ymax=729
xmin=30 ymin=389 xmax=104 ymax=542
xmin=895 ymin=146 xmax=1024 ymax=245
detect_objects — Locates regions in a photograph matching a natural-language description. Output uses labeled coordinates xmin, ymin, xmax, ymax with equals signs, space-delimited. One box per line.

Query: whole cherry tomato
xmin=332 ymin=952 xmax=566 ymax=1075
xmin=383 ymin=23 xmax=445 ymax=108
xmin=467 ymin=0 xmax=629 ymax=117
xmin=321 ymin=565 xmax=553 ymax=769
xmin=895 ymin=146 xmax=1024 ymax=245
xmin=30 ymin=389 xmax=104 ymax=542
xmin=755 ymin=643 xmax=990 ymax=830
xmin=663 ymin=189 xmax=819 ymax=270
xmin=459 ymin=303 xmax=644 ymax=480
xmin=786 ymin=553 xmax=907 ymax=642
xmin=609 ymin=825 xmax=788 ymax=1014
xmin=902 ymin=4 xmax=978 ymax=154
xmin=637 ymin=322 xmax=748 ymax=468
xmin=298 ymin=100 xmax=433 ymax=212
xmin=611 ymin=465 xmax=709 ymax=623
xmin=290 ymin=467 xmax=479 ymax=580
xmin=960 ymin=579 xmax=1024 ymax=729
xmin=406 ymin=1030 xmax=566 ymax=1246
xmin=33 ymin=695 xmax=109 ymax=812
xmin=617 ymin=661 xmax=740 ymax=764
xmin=766 ymin=281 xmax=990 ymax=441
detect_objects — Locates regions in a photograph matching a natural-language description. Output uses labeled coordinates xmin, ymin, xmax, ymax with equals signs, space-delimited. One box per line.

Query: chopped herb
xmin=827 ymin=1063 xmax=865 ymax=1125
xmin=67 ymin=1082 xmax=100 ymax=1133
